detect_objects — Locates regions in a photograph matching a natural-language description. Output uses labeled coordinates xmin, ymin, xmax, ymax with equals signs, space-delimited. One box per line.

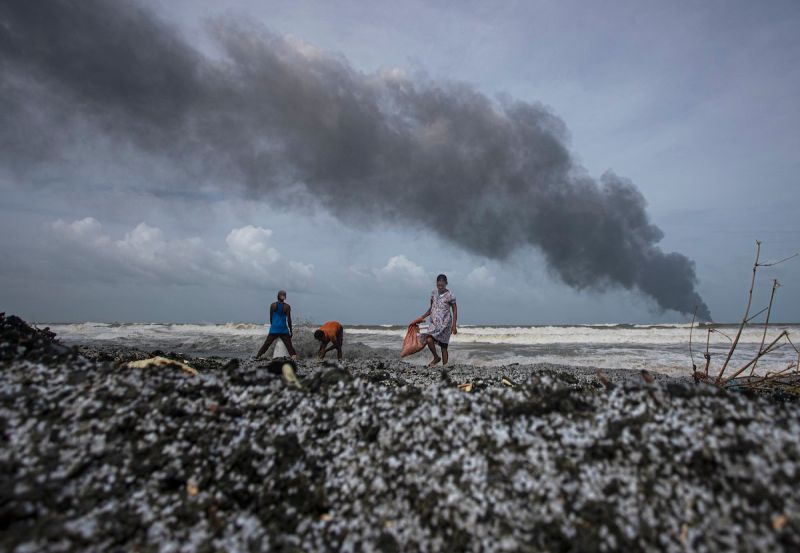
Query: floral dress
xmin=423 ymin=289 xmax=456 ymax=344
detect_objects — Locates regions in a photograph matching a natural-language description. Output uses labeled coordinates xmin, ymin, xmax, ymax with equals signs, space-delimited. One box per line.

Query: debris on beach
xmin=127 ymin=355 xmax=198 ymax=376
xmin=639 ymin=369 xmax=655 ymax=384
xmin=2 ymin=313 xmax=800 ymax=552
xmin=688 ymin=241 xmax=800 ymax=397
xmin=281 ymin=361 xmax=303 ymax=389
xmin=596 ymin=370 xmax=614 ymax=390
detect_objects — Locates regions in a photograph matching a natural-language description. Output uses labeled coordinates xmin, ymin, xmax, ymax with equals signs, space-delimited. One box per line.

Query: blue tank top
xmin=270 ymin=302 xmax=290 ymax=334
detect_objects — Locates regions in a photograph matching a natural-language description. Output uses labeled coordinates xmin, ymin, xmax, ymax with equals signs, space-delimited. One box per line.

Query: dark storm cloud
xmin=0 ymin=0 xmax=710 ymax=318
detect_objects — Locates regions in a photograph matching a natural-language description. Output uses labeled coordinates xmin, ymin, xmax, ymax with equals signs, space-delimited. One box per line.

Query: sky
xmin=1 ymin=0 xmax=798 ymax=325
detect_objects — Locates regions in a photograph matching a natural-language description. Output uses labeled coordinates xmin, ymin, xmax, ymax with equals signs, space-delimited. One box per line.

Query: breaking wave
xmin=42 ymin=321 xmax=800 ymax=375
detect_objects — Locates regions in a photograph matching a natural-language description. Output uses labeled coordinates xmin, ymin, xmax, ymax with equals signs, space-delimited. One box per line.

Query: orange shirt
xmin=319 ymin=321 xmax=343 ymax=342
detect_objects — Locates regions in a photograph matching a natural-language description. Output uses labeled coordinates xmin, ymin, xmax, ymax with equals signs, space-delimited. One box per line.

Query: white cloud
xmin=289 ymin=260 xmax=314 ymax=279
xmin=47 ymin=218 xmax=312 ymax=289
xmin=225 ymin=225 xmax=278 ymax=264
xmin=52 ymin=217 xmax=104 ymax=240
xmin=372 ymin=255 xmax=428 ymax=287
xmin=466 ymin=265 xmax=496 ymax=288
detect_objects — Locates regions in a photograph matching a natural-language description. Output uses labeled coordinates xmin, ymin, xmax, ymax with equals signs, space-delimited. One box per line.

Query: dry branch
xmin=711 ymin=328 xmax=733 ymax=342
xmin=785 ymin=334 xmax=799 ymax=354
xmin=745 ymin=306 xmax=769 ymax=324
xmin=785 ymin=335 xmax=800 ymax=375
xmin=746 ymin=365 xmax=799 ymax=389
xmin=689 ymin=306 xmax=698 ymax=370
xmin=758 ymin=252 xmax=799 ymax=267
xmin=716 ymin=241 xmax=761 ymax=383
xmin=763 ymin=364 xmax=796 ymax=380
xmin=749 ymin=279 xmax=779 ymax=376
xmin=722 ymin=330 xmax=789 ymax=384
xmin=690 ymin=241 xmax=798 ymax=392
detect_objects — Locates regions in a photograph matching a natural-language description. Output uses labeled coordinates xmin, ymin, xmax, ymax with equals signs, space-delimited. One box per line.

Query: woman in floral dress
xmin=412 ymin=274 xmax=458 ymax=366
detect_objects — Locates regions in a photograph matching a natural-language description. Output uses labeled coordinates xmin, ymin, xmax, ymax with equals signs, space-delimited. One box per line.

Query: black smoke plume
xmin=0 ymin=0 xmax=711 ymax=319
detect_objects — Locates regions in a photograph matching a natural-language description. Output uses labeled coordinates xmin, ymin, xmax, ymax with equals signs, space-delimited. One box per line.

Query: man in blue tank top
xmin=255 ymin=290 xmax=298 ymax=360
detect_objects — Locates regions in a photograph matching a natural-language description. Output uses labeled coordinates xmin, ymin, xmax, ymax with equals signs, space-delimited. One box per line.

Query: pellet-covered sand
xmin=2 ymin=313 xmax=798 ymax=552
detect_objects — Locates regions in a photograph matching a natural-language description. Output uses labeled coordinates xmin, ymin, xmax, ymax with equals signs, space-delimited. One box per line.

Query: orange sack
xmin=400 ymin=324 xmax=425 ymax=358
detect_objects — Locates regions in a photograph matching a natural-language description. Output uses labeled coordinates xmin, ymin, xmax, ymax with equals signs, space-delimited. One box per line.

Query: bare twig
xmin=693 ymin=371 xmax=710 ymax=383
xmin=750 ymin=279 xmax=779 ymax=376
xmin=786 ymin=334 xmax=800 ymax=375
xmin=745 ymin=306 xmax=769 ymax=324
xmin=758 ymin=252 xmax=799 ymax=267
xmin=723 ymin=330 xmax=789 ymax=384
xmin=764 ymin=364 xmax=796 ymax=379
xmin=748 ymin=364 xmax=798 ymax=388
xmin=790 ymin=336 xmax=800 ymax=375
xmin=717 ymin=241 xmax=761 ymax=383
xmin=689 ymin=306 xmax=698 ymax=370
xmin=785 ymin=333 xmax=799 ymax=353
xmin=711 ymin=328 xmax=733 ymax=342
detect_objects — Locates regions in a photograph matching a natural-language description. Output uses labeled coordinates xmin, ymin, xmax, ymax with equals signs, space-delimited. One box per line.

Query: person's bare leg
xmin=280 ymin=335 xmax=298 ymax=360
xmin=442 ymin=347 xmax=448 ymax=365
xmin=426 ymin=336 xmax=441 ymax=367
xmin=256 ymin=335 xmax=276 ymax=359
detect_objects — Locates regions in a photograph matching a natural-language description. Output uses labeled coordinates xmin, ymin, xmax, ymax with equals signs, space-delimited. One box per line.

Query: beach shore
xmin=2 ymin=313 xmax=799 ymax=551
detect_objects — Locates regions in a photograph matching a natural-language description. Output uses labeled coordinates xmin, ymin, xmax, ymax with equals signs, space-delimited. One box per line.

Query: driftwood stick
xmin=745 ymin=306 xmax=769 ymax=324
xmin=787 ymin=335 xmax=800 ymax=375
xmin=765 ymin=365 xmax=796 ymax=379
xmin=723 ymin=330 xmax=788 ymax=384
xmin=711 ymin=328 xmax=733 ymax=342
xmin=751 ymin=364 xmax=797 ymax=385
xmin=758 ymin=252 xmax=799 ymax=267
xmin=689 ymin=306 xmax=698 ymax=370
xmin=756 ymin=372 xmax=800 ymax=384
xmin=717 ymin=241 xmax=761 ymax=383
xmin=750 ymin=279 xmax=779 ymax=376
xmin=780 ymin=334 xmax=800 ymax=374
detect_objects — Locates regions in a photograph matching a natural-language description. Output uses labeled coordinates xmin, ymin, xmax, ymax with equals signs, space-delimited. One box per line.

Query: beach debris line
xmin=127 ymin=355 xmax=198 ymax=376
xmin=688 ymin=241 xmax=800 ymax=392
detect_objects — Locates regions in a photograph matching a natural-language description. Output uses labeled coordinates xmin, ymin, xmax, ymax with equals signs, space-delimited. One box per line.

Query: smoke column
xmin=0 ymin=0 xmax=711 ymax=319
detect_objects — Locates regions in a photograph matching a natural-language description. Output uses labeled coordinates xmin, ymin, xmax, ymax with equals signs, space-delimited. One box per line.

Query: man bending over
xmin=314 ymin=321 xmax=344 ymax=360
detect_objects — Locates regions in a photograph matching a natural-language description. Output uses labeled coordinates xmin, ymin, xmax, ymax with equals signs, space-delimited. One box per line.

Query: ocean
xmin=43 ymin=321 xmax=800 ymax=378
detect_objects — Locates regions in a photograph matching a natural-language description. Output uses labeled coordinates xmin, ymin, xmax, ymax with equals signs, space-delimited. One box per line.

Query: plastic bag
xmin=400 ymin=324 xmax=425 ymax=358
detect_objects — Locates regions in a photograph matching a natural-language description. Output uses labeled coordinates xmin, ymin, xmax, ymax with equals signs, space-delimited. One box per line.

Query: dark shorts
xmin=434 ymin=338 xmax=448 ymax=349
xmin=263 ymin=333 xmax=297 ymax=356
